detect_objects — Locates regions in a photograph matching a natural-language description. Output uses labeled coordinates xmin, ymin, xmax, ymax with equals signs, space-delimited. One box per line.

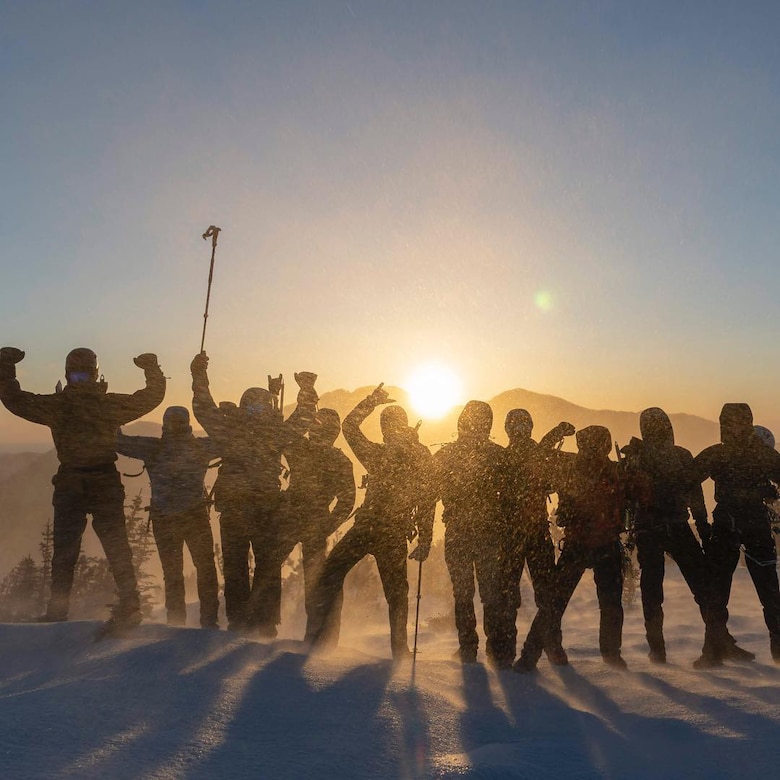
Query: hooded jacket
xmin=621 ymin=407 xmax=707 ymax=529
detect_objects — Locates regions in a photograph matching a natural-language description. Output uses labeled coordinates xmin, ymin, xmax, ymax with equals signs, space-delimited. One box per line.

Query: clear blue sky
xmin=2 ymin=1 xmax=779 ymax=443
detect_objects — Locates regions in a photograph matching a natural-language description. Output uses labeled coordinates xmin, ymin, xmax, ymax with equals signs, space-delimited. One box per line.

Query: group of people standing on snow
xmin=1 ymin=344 xmax=779 ymax=671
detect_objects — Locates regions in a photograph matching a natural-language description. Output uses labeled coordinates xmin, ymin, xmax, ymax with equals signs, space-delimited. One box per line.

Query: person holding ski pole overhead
xmin=0 ymin=346 xmax=165 ymax=634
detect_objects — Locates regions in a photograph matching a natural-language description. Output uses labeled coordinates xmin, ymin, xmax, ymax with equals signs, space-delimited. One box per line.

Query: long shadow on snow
xmin=0 ymin=624 xmax=264 ymax=780
xmin=389 ymin=681 xmax=432 ymax=780
xmin=539 ymin=665 xmax=777 ymax=780
xmin=692 ymin=659 xmax=780 ymax=705
xmin=191 ymin=651 xmax=397 ymax=780
xmin=495 ymin=667 xmax=619 ymax=780
xmin=630 ymin=669 xmax=780 ymax=777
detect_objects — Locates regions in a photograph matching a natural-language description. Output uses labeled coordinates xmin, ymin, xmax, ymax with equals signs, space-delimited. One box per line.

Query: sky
xmin=2 ymin=1 xmax=780 ymax=443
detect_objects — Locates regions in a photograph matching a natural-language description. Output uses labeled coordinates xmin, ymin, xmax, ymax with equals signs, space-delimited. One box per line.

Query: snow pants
xmin=309 ymin=520 xmax=409 ymax=658
xmin=636 ymin=521 xmax=715 ymax=655
xmin=504 ymin=519 xmax=561 ymax=657
xmin=521 ymin=540 xmax=624 ymax=665
xmin=706 ymin=509 xmax=780 ymax=647
xmin=218 ymin=493 xmax=281 ymax=632
xmin=49 ymin=464 xmax=139 ymax=620
xmin=249 ymin=500 xmax=341 ymax=642
xmin=445 ymin=521 xmax=515 ymax=666
xmin=151 ymin=505 xmax=219 ymax=627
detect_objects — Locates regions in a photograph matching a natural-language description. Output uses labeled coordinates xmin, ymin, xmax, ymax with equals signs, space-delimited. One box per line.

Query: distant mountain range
xmin=0 ymin=387 xmax=725 ymax=576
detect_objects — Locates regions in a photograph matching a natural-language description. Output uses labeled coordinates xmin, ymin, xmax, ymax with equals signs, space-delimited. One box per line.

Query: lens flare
xmin=534 ymin=290 xmax=553 ymax=311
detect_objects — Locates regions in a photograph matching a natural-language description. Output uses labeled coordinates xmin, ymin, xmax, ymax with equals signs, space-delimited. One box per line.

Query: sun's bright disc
xmin=404 ymin=363 xmax=463 ymax=420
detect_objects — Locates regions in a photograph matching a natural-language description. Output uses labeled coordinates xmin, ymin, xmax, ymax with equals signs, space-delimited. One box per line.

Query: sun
xmin=404 ymin=363 xmax=464 ymax=420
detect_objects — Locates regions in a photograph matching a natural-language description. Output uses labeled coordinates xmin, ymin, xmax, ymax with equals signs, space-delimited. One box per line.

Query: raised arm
xmin=190 ymin=352 xmax=228 ymax=439
xmin=342 ymin=384 xmax=389 ymax=471
xmin=110 ymin=353 xmax=166 ymax=425
xmin=279 ymin=371 xmax=319 ymax=445
xmin=538 ymin=421 xmax=575 ymax=451
xmin=0 ymin=348 xmax=59 ymax=427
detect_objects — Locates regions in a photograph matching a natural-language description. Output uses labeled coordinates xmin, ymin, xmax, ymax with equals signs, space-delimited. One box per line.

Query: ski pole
xmin=412 ymin=557 xmax=423 ymax=682
xmin=200 ymin=226 xmax=222 ymax=353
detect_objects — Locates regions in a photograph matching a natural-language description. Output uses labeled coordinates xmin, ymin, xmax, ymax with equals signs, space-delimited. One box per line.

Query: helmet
xmin=457 ymin=400 xmax=493 ymax=440
xmin=239 ymin=387 xmax=275 ymax=418
xmin=754 ymin=425 xmax=776 ymax=449
xmin=65 ymin=348 xmax=99 ymax=385
xmin=162 ymin=406 xmax=192 ymax=436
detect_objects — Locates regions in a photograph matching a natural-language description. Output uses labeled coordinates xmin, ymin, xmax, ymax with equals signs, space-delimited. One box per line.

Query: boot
xmin=545 ymin=645 xmax=569 ymax=666
xmin=513 ymin=651 xmax=538 ymax=674
xmin=95 ymin=602 xmax=142 ymax=640
xmin=694 ymin=637 xmax=724 ymax=669
xmin=43 ymin=594 xmax=69 ymax=623
xmin=693 ymin=650 xmax=723 ymax=669
xmin=722 ymin=634 xmax=755 ymax=662
xmin=166 ymin=609 xmax=186 ymax=627
xmin=487 ymin=653 xmax=514 ymax=671
xmin=770 ymin=634 xmax=780 ymax=663
xmin=602 ymin=652 xmax=628 ymax=670
xmin=35 ymin=613 xmax=67 ymax=623
xmin=645 ymin=613 xmax=666 ymax=663
xmin=454 ymin=645 xmax=478 ymax=664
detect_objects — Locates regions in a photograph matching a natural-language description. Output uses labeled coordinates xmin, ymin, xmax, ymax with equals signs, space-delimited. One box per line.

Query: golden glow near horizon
xmin=404 ymin=362 xmax=464 ymax=420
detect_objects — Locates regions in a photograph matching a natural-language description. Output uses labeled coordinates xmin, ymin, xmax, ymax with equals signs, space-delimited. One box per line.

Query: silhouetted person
xmin=621 ymin=407 xmax=749 ymax=664
xmin=694 ymin=403 xmax=780 ymax=667
xmin=500 ymin=409 xmax=574 ymax=665
xmin=260 ymin=408 xmax=355 ymax=642
xmin=515 ymin=425 xmax=626 ymax=671
xmin=116 ymin=406 xmax=220 ymax=628
xmin=190 ymin=353 xmax=317 ymax=633
xmin=309 ymin=384 xmax=434 ymax=660
xmin=0 ymin=346 xmax=165 ymax=630
xmin=432 ymin=400 xmax=512 ymax=667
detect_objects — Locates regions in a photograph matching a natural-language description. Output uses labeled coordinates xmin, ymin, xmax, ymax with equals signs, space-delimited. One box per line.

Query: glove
xmin=556 ymin=421 xmax=576 ymax=438
xmin=408 ymin=541 xmax=430 ymax=562
xmin=367 ymin=382 xmax=395 ymax=407
xmin=0 ymin=347 xmax=25 ymax=364
xmin=294 ymin=371 xmax=317 ymax=390
xmin=190 ymin=352 xmax=209 ymax=375
xmin=133 ymin=353 xmax=160 ymax=371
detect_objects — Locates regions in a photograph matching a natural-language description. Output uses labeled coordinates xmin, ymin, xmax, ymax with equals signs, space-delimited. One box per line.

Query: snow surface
xmin=2 ymin=564 xmax=780 ymax=779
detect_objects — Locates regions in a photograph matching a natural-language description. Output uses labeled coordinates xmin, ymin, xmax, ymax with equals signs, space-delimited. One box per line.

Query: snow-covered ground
xmin=2 ymin=563 xmax=780 ymax=779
